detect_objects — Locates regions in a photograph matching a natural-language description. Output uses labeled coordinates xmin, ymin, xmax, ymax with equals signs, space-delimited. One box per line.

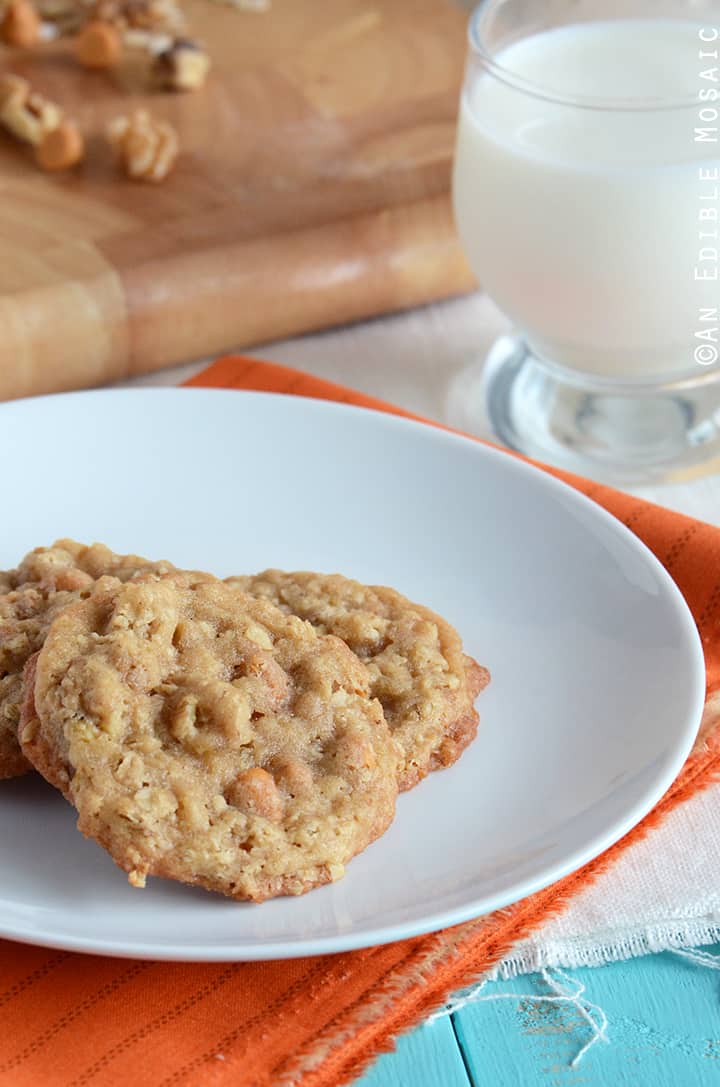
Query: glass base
xmin=446 ymin=336 xmax=720 ymax=486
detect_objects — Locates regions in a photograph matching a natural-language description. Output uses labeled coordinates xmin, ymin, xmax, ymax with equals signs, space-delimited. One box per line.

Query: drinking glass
xmin=449 ymin=0 xmax=720 ymax=483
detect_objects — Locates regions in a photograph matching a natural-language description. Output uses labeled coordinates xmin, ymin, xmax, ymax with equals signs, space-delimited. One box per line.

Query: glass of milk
xmin=450 ymin=0 xmax=720 ymax=483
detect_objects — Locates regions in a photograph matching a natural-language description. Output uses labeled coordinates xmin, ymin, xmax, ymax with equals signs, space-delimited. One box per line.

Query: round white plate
xmin=0 ymin=388 xmax=705 ymax=961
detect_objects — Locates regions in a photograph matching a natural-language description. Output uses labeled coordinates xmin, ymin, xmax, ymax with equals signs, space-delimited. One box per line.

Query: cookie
xmin=0 ymin=540 xmax=175 ymax=779
xmin=20 ymin=574 xmax=399 ymax=902
xmin=228 ymin=571 xmax=489 ymax=791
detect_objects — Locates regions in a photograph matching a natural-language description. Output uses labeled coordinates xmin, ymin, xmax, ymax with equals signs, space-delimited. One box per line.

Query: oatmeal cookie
xmin=229 ymin=571 xmax=489 ymax=791
xmin=0 ymin=540 xmax=175 ymax=779
xmin=20 ymin=574 xmax=399 ymax=901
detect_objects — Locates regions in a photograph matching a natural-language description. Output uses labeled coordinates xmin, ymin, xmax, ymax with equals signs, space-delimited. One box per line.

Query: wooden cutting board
xmin=0 ymin=0 xmax=475 ymax=400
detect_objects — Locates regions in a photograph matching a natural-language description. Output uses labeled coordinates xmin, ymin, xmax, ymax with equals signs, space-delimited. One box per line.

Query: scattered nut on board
xmin=0 ymin=0 xmax=253 ymax=180
xmin=154 ymin=37 xmax=209 ymax=90
xmin=75 ymin=18 xmax=121 ymax=66
xmin=96 ymin=0 xmax=184 ymax=34
xmin=107 ymin=107 xmax=178 ymax=181
xmin=1 ymin=0 xmax=42 ymax=46
xmin=35 ymin=0 xmax=86 ymax=34
xmin=208 ymin=0 xmax=269 ymax=9
xmin=0 ymin=73 xmax=83 ymax=169
xmin=122 ymin=25 xmax=170 ymax=53
xmin=0 ymin=73 xmax=62 ymax=144
xmin=35 ymin=117 xmax=84 ymax=168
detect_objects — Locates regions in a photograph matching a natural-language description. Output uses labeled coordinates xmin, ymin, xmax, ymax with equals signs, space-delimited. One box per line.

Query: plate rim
xmin=0 ymin=387 xmax=707 ymax=960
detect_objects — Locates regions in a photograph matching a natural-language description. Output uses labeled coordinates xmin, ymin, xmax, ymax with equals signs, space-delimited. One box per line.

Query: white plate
xmin=0 ymin=389 xmax=705 ymax=961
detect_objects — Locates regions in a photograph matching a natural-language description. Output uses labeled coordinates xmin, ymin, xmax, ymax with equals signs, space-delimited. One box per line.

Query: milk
xmin=453 ymin=20 xmax=719 ymax=381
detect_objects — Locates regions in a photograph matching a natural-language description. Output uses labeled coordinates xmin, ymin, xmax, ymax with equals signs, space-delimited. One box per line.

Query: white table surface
xmin=117 ymin=291 xmax=720 ymax=527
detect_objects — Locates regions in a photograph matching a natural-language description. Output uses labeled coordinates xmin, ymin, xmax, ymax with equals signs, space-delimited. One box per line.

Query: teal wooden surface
xmin=357 ymin=945 xmax=720 ymax=1086
xmin=359 ymin=1014 xmax=470 ymax=1087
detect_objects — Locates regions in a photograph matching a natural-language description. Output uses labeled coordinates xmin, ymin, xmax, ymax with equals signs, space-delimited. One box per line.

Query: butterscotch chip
xmin=35 ymin=119 xmax=84 ymax=170
xmin=1 ymin=0 xmax=41 ymax=46
xmin=0 ymin=540 xmax=176 ymax=779
xmin=230 ymin=571 xmax=490 ymax=791
xmin=75 ymin=19 xmax=121 ymax=66
xmin=20 ymin=575 xmax=399 ymax=901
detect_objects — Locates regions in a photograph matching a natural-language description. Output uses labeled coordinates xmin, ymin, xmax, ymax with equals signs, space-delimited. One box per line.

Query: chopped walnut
xmin=210 ymin=0 xmax=269 ymax=9
xmin=122 ymin=25 xmax=170 ymax=54
xmin=34 ymin=0 xmax=87 ymax=35
xmin=34 ymin=0 xmax=184 ymax=37
xmin=77 ymin=0 xmax=183 ymax=34
xmin=35 ymin=0 xmax=82 ymax=17
xmin=118 ymin=0 xmax=183 ymax=32
xmin=106 ymin=108 xmax=178 ymax=182
xmin=0 ymin=75 xmax=63 ymax=146
xmin=86 ymin=0 xmax=122 ymax=22
xmin=154 ymin=37 xmax=210 ymax=91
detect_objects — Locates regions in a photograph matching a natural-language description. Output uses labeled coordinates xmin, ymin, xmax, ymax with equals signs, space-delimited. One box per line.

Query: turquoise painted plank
xmin=356 ymin=947 xmax=720 ymax=1086
xmin=452 ymin=946 xmax=720 ymax=1086
xmin=357 ymin=1013 xmax=471 ymax=1087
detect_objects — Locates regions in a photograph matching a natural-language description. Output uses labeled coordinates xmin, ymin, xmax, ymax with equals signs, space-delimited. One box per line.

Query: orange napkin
xmin=2 ymin=356 xmax=720 ymax=1087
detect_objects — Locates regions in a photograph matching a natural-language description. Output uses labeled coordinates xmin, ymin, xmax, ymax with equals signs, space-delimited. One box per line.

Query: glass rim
xmin=468 ymin=1 xmax=701 ymax=112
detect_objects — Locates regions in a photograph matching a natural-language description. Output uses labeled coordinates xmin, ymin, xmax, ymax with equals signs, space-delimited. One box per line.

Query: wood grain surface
xmin=0 ymin=0 xmax=475 ymax=400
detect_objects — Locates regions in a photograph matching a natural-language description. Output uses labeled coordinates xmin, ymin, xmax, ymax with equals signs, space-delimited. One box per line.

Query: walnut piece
xmin=35 ymin=0 xmax=86 ymax=18
xmin=122 ymin=25 xmax=170 ymax=53
xmin=154 ymin=37 xmax=210 ymax=91
xmin=0 ymin=75 xmax=63 ymax=145
xmin=34 ymin=0 xmax=87 ymax=36
xmin=91 ymin=0 xmax=183 ymax=32
xmin=128 ymin=0 xmax=184 ymax=32
xmin=106 ymin=107 xmax=178 ymax=182
xmin=33 ymin=0 xmax=184 ymax=37
xmin=210 ymin=0 xmax=269 ymax=9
